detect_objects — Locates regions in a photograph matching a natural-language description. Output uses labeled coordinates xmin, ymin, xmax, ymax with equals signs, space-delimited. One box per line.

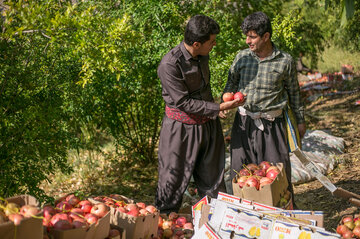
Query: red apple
xmin=175 ymin=216 xmax=187 ymax=227
xmin=116 ymin=206 xmax=127 ymax=213
xmin=266 ymin=166 xmax=280 ymax=173
xmin=183 ymin=222 xmax=194 ymax=230
xmin=238 ymin=168 xmax=251 ymax=176
xmin=168 ymin=211 xmax=178 ymax=220
xmin=337 ymin=224 xmax=348 ymax=235
xmin=78 ymin=200 xmax=92 ymax=214
xmin=43 ymin=205 xmax=56 ymax=218
xmin=237 ymin=175 xmax=248 ymax=183
xmin=127 ymin=209 xmax=140 ymax=217
xmin=266 ymin=169 xmax=279 ymax=180
xmin=139 ymin=208 xmax=149 ymax=216
xmin=125 ymin=203 xmax=138 ymax=212
xmin=145 ymin=205 xmax=157 ymax=214
xmin=222 ymin=92 xmax=234 ymax=102
xmin=8 ymin=213 xmax=24 ymax=226
xmin=85 ymin=213 xmax=98 ymax=224
xmin=56 ymin=201 xmax=72 ymax=212
xmin=245 ymin=163 xmax=258 ymax=173
xmin=136 ymin=202 xmax=146 ymax=209
xmin=343 ymin=216 xmax=354 ymax=224
xmin=244 ymin=176 xmax=259 ymax=190
xmin=158 ymin=216 xmax=164 ymax=228
xmin=20 ymin=205 xmax=40 ymax=218
xmin=69 ymin=208 xmax=84 ymax=220
xmin=342 ymin=230 xmax=354 ymax=239
xmin=51 ymin=213 xmax=71 ymax=226
xmin=253 ymin=169 xmax=266 ymax=177
xmin=259 ymin=177 xmax=273 ymax=188
xmin=72 ymin=219 xmax=88 ymax=229
xmin=162 ymin=219 xmax=173 ymax=230
xmin=234 ymin=92 xmax=244 ymax=103
xmin=259 ymin=161 xmax=272 ymax=171
xmin=90 ymin=203 xmax=109 ymax=218
xmin=66 ymin=194 xmax=80 ymax=206
xmin=53 ymin=220 xmax=73 ymax=230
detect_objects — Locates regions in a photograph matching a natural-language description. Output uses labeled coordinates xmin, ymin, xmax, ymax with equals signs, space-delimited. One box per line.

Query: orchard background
xmin=1 ymin=0 xmax=360 ymax=233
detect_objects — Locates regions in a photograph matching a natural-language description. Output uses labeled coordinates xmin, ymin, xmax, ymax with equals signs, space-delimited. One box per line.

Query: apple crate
xmin=0 ymin=195 xmax=43 ymax=239
xmin=110 ymin=208 xmax=159 ymax=239
xmin=47 ymin=194 xmax=111 ymax=239
xmin=232 ymin=162 xmax=289 ymax=207
xmin=336 ymin=214 xmax=360 ymax=238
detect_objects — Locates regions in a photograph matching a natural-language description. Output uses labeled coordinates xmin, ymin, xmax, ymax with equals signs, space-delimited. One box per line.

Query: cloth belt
xmin=238 ymin=106 xmax=283 ymax=131
xmin=165 ymin=105 xmax=211 ymax=125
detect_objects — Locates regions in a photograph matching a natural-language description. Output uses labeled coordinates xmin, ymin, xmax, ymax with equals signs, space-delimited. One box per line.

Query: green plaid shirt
xmin=224 ymin=44 xmax=305 ymax=124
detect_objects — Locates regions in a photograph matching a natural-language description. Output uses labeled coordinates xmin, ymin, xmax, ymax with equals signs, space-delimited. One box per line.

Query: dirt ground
xmin=292 ymin=83 xmax=360 ymax=233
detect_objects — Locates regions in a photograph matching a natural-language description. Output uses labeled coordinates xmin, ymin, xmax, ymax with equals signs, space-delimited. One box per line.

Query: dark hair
xmin=241 ymin=11 xmax=272 ymax=38
xmin=184 ymin=15 xmax=220 ymax=45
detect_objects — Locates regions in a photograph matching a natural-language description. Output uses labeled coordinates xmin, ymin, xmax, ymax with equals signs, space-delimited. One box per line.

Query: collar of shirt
xmin=249 ymin=42 xmax=281 ymax=62
xmin=180 ymin=41 xmax=194 ymax=61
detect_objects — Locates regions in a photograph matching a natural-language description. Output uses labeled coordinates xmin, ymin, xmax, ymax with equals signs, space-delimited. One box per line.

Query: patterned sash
xmin=165 ymin=105 xmax=211 ymax=125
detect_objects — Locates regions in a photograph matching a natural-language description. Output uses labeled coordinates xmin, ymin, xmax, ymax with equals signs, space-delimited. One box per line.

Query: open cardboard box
xmin=47 ymin=194 xmax=111 ymax=239
xmin=47 ymin=210 xmax=110 ymax=239
xmin=110 ymin=208 xmax=159 ymax=239
xmin=0 ymin=194 xmax=43 ymax=239
xmin=89 ymin=194 xmax=159 ymax=239
xmin=232 ymin=162 xmax=289 ymax=207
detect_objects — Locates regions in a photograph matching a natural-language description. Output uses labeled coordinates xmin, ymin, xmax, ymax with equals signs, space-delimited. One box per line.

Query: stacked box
xmin=0 ymin=195 xmax=43 ymax=239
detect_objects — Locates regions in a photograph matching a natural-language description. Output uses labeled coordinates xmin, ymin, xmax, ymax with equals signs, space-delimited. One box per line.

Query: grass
xmin=308 ymin=43 xmax=360 ymax=73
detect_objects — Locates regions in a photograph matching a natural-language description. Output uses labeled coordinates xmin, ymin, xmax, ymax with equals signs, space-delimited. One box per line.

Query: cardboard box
xmin=0 ymin=194 xmax=43 ymax=239
xmin=207 ymin=198 xmax=339 ymax=239
xmin=192 ymin=223 xmax=221 ymax=239
xmin=48 ymin=210 xmax=110 ymax=239
xmin=232 ymin=163 xmax=289 ymax=207
xmin=110 ymin=208 xmax=159 ymax=239
xmin=110 ymin=224 xmax=126 ymax=239
xmin=46 ymin=194 xmax=111 ymax=239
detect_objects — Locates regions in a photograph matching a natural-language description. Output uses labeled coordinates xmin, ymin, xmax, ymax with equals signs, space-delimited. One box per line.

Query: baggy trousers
xmin=155 ymin=115 xmax=226 ymax=214
xmin=230 ymin=111 xmax=295 ymax=199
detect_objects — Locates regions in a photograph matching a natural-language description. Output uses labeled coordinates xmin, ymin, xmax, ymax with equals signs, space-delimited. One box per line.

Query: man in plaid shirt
xmin=223 ymin=12 xmax=306 ymax=204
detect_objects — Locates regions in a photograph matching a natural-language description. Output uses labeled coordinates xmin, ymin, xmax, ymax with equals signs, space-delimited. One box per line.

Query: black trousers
xmin=155 ymin=116 xmax=226 ymax=214
xmin=230 ymin=112 xmax=294 ymax=200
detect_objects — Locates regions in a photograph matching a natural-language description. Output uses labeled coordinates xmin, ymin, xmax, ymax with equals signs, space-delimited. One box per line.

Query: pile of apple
xmin=336 ymin=215 xmax=360 ymax=238
xmin=92 ymin=194 xmax=158 ymax=217
xmin=235 ymin=161 xmax=280 ymax=190
xmin=0 ymin=201 xmax=40 ymax=226
xmin=42 ymin=194 xmax=109 ymax=231
xmin=155 ymin=212 xmax=194 ymax=239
